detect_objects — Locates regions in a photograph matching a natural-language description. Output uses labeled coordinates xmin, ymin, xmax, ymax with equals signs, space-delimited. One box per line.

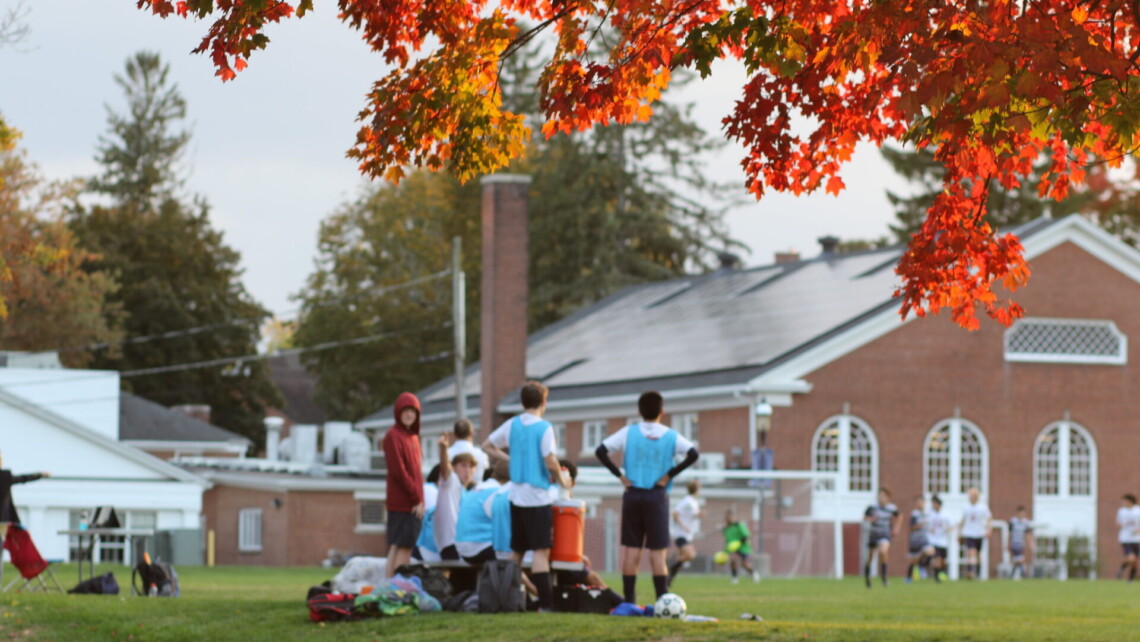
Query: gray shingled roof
xmin=365 ymin=217 xmax=1061 ymax=422
xmin=119 ymin=393 xmax=252 ymax=445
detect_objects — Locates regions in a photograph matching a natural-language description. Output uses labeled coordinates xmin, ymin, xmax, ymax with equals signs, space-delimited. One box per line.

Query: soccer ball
xmin=726 ymin=540 xmax=742 ymax=553
xmin=713 ymin=551 xmax=729 ymax=565
xmin=654 ymin=593 xmax=687 ymax=619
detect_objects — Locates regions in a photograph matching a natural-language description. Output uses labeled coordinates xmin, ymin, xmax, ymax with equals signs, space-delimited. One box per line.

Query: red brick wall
xmin=203 ymin=486 xmax=389 ymax=566
xmin=767 ymin=241 xmax=1140 ymax=572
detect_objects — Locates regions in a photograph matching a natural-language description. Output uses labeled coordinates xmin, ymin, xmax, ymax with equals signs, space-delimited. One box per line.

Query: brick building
xmin=362 ymin=214 xmax=1140 ymax=578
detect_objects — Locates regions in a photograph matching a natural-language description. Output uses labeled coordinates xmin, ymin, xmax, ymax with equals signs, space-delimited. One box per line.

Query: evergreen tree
xmin=71 ymin=51 xmax=281 ymax=440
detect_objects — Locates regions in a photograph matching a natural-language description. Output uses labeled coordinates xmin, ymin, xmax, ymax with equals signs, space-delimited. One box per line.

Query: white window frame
xmin=551 ymin=423 xmax=567 ymax=458
xmin=581 ymin=420 xmax=607 ymax=456
xmin=673 ymin=413 xmax=699 ymax=446
xmin=810 ymin=414 xmax=879 ymax=494
xmin=1034 ymin=421 xmax=1097 ymax=498
xmin=422 ymin=435 xmax=439 ymax=462
xmin=1004 ymin=317 xmax=1127 ymax=365
xmin=238 ymin=508 xmax=263 ymax=553
xmin=922 ymin=418 xmax=989 ymax=498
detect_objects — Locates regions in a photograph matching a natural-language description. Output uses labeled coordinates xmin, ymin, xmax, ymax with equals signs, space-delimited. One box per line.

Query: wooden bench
xmin=413 ymin=559 xmax=585 ymax=593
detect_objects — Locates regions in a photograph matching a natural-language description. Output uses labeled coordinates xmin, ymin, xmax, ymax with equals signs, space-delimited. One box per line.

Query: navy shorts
xmin=510 ymin=504 xmax=553 ymax=553
xmin=962 ymin=537 xmax=984 ymax=552
xmin=621 ymin=486 xmax=670 ymax=550
xmin=933 ymin=546 xmax=949 ymax=561
xmin=909 ymin=538 xmax=930 ymax=555
xmin=1010 ymin=543 xmax=1025 ymax=560
xmin=1122 ymin=543 xmax=1140 ymax=557
xmin=387 ymin=510 xmax=422 ymax=548
xmin=867 ymin=534 xmax=891 ymax=549
xmin=674 ymin=537 xmax=692 ymax=548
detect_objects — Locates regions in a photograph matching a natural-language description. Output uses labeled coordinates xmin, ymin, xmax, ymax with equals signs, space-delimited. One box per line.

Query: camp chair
xmin=3 ymin=524 xmax=64 ymax=593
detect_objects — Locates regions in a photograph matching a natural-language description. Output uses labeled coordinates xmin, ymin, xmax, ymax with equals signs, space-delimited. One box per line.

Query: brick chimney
xmin=774 ymin=250 xmax=800 ymax=264
xmin=480 ymin=174 xmax=531 ymax=438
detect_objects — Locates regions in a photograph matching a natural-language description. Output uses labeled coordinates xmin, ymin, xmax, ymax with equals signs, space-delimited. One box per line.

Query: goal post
xmin=572 ymin=467 xmax=844 ymax=580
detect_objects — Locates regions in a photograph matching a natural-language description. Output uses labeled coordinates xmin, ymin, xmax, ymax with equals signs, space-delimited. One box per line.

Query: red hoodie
xmin=382 ymin=391 xmax=424 ymax=512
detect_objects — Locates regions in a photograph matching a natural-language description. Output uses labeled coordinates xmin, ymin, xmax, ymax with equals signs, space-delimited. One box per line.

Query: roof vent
xmin=817 ymin=236 xmax=840 ymax=256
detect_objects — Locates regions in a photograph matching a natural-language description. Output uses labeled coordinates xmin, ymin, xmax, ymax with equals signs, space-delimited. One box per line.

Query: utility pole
xmin=452 ymin=236 xmax=467 ymax=421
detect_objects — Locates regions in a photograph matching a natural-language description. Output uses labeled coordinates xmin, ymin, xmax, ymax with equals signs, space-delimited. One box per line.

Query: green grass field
xmin=1 ymin=564 xmax=1136 ymax=641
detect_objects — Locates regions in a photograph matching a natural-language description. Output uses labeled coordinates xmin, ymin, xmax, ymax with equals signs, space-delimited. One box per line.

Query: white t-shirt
xmin=671 ymin=495 xmax=701 ymax=540
xmin=600 ymin=422 xmax=695 ymax=456
xmin=487 ymin=413 xmax=557 ymax=507
xmin=926 ymin=510 xmax=951 ymax=547
xmin=433 ymin=469 xmax=462 ymax=551
xmin=448 ymin=439 xmax=490 ymax=483
xmin=1117 ymin=506 xmax=1140 ymax=543
xmin=422 ymin=482 xmax=438 ymax=512
xmin=960 ymin=502 xmax=992 ymax=538
xmin=456 ymin=479 xmax=500 ymax=558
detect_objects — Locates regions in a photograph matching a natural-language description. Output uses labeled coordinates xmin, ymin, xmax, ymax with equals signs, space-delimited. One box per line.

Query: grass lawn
xmin=1 ymin=563 xmax=1137 ymax=641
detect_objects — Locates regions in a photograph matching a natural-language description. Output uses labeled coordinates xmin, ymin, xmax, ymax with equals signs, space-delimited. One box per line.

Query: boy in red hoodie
xmin=383 ymin=392 xmax=425 ymax=577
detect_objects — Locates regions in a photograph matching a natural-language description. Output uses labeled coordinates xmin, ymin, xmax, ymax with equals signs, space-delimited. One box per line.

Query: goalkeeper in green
xmin=723 ymin=508 xmax=759 ymax=583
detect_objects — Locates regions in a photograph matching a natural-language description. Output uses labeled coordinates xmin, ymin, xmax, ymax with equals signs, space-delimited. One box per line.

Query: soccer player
xmin=595 ymin=391 xmax=700 ymax=604
xmin=1116 ymin=493 xmax=1140 ymax=581
xmin=483 ymin=381 xmax=572 ymax=612
xmin=668 ymin=479 xmax=703 ymax=588
xmin=926 ymin=494 xmax=951 ymax=582
xmin=1008 ymin=506 xmax=1033 ymax=580
xmin=722 ymin=509 xmax=759 ymax=584
xmin=906 ymin=495 xmax=934 ymax=583
xmin=864 ymin=487 xmax=899 ymax=588
xmin=455 ymin=453 xmax=507 ymax=565
xmin=958 ymin=487 xmax=992 ymax=580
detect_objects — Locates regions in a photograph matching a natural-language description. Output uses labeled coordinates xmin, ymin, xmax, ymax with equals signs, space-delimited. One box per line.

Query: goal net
xmin=572 ymin=467 xmax=843 ymax=579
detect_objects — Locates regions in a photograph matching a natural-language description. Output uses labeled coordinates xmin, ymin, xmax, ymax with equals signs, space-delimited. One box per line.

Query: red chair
xmin=3 ymin=524 xmax=63 ymax=593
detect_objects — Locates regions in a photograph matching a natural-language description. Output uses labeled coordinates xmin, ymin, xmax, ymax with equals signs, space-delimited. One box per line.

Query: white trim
xmin=192 ymin=470 xmax=386 ymax=493
xmin=1033 ymin=420 xmax=1098 ymax=499
xmin=1018 ymin=214 xmax=1140 ymax=285
xmin=0 ymin=388 xmax=211 ymax=487
xmin=922 ymin=417 xmax=989 ymax=497
xmin=1003 ymin=317 xmax=1127 ymax=365
xmin=124 ymin=439 xmax=250 ymax=455
xmin=238 ymin=507 xmax=263 ymax=552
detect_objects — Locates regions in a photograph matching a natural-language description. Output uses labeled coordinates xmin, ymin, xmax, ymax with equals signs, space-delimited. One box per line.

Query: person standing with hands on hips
xmin=595 ymin=391 xmax=700 ymax=605
xmin=382 ymin=392 xmax=425 ymax=577
xmin=482 ymin=381 xmax=572 ymax=613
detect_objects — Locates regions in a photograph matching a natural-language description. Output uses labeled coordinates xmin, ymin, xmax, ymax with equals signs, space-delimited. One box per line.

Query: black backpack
xmin=476 ymin=560 xmax=524 ymax=613
xmin=68 ymin=572 xmax=119 ymax=595
xmin=132 ymin=558 xmax=180 ymax=597
xmin=396 ymin=564 xmax=452 ymax=602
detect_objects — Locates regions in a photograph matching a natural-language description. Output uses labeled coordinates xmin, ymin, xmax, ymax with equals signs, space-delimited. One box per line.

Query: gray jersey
xmin=1009 ymin=516 xmax=1032 ymax=549
xmin=865 ymin=503 xmax=898 ymax=537
xmin=908 ymin=509 xmax=929 ymax=548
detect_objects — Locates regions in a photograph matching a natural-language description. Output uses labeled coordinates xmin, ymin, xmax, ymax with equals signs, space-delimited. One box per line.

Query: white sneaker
xmin=731 ymin=576 xmax=740 ymax=585
xmin=752 ymin=570 xmax=761 ymax=583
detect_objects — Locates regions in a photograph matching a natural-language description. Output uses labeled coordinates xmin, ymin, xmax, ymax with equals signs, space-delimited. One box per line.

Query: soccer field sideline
xmin=2 ymin=565 xmax=1137 ymax=640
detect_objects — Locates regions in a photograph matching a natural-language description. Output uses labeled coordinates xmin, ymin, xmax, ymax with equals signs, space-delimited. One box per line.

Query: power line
xmin=32 ymin=269 xmax=453 ymax=355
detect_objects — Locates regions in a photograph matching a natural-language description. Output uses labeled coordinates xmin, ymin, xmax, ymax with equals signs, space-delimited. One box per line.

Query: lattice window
xmin=849 ymin=422 xmax=875 ymax=492
xmin=812 ymin=416 xmax=877 ymax=493
xmin=925 ymin=425 xmax=951 ymax=494
xmin=1005 ymin=318 xmax=1127 ymax=364
xmin=1069 ymin=428 xmax=1092 ymax=496
xmin=1035 ymin=427 xmax=1060 ymax=496
xmin=813 ymin=424 xmax=840 ymax=491
xmin=959 ymin=425 xmax=985 ymax=493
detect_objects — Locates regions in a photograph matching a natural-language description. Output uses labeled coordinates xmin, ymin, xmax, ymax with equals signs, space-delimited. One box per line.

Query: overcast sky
xmin=2 ymin=1 xmax=908 ymax=316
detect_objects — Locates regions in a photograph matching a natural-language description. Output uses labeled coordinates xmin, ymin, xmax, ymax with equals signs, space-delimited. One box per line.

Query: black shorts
xmin=867 ymin=534 xmax=891 ymax=549
xmin=461 ymin=546 xmax=496 ymax=565
xmin=555 ymin=568 xmax=590 ymax=586
xmin=387 ymin=510 xmax=422 ymax=548
xmin=674 ymin=537 xmax=691 ymax=548
xmin=1010 ymin=544 xmax=1025 ymax=560
xmin=620 ymin=486 xmax=670 ymax=550
xmin=510 ymin=504 xmax=553 ymax=553
xmin=909 ymin=539 xmax=930 ymax=556
xmin=440 ymin=544 xmax=459 ymax=561
xmin=1122 ymin=543 xmax=1140 ymax=557
xmin=962 ymin=537 xmax=984 ymax=552
xmin=933 ymin=546 xmax=949 ymax=561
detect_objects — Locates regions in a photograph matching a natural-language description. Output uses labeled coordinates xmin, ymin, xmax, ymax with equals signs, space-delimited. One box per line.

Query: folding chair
xmin=3 ymin=524 xmax=64 ymax=593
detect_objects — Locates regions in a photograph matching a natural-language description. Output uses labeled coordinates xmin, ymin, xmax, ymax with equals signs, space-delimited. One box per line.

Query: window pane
xmin=1035 ymin=427 xmax=1060 ymax=496
xmin=359 ymin=501 xmax=385 ymax=526
xmin=925 ymin=425 xmax=951 ymax=494
xmin=813 ymin=422 xmax=840 ymax=491
xmin=1068 ymin=427 xmax=1092 ymax=496
xmin=959 ymin=425 xmax=984 ymax=493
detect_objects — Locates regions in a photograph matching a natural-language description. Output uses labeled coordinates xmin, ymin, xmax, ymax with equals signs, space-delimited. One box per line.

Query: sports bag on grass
xmin=68 ymin=572 xmax=120 ymax=595
xmin=307 ymin=592 xmax=359 ymax=622
xmin=132 ymin=554 xmax=180 ymax=597
xmin=554 ymin=585 xmax=623 ymax=614
xmin=476 ymin=559 xmax=524 ymax=613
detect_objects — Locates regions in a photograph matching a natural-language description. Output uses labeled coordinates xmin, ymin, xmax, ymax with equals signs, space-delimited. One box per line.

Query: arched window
xmin=923 ymin=418 xmax=989 ymax=496
xmin=1034 ymin=422 xmax=1096 ymax=498
xmin=812 ymin=415 xmax=878 ymax=494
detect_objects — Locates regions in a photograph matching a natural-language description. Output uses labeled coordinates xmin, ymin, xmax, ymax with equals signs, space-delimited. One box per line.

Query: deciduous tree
xmin=139 ymin=0 xmax=1140 ymax=329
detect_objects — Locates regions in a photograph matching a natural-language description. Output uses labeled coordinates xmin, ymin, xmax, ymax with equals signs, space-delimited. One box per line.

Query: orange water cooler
xmin=551 ymin=499 xmax=586 ymax=563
